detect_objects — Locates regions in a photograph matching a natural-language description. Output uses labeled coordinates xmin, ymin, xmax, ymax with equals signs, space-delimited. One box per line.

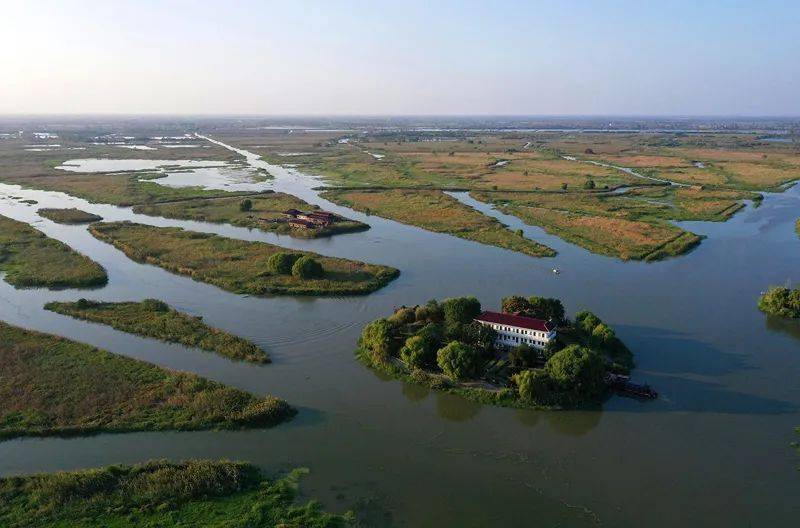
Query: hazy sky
xmin=1 ymin=0 xmax=798 ymax=115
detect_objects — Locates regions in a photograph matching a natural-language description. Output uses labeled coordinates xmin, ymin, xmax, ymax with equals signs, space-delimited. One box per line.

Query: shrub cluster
xmin=267 ymin=252 xmax=302 ymax=274
xmin=500 ymin=295 xmax=565 ymax=324
xmin=758 ymin=286 xmax=800 ymax=319
xmin=291 ymin=255 xmax=324 ymax=279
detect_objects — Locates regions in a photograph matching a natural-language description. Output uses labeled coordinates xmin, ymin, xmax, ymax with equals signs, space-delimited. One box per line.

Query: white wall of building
xmin=478 ymin=321 xmax=556 ymax=350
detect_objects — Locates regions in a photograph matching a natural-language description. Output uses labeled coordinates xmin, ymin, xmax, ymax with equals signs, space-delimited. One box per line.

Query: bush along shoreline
xmin=356 ymin=295 xmax=637 ymax=409
xmin=758 ymin=286 xmax=800 ymax=319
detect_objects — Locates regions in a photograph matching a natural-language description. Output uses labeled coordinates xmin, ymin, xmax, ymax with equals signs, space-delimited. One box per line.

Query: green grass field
xmin=322 ymin=188 xmax=556 ymax=257
xmin=0 ymin=460 xmax=351 ymax=527
xmin=89 ymin=221 xmax=399 ymax=295
xmin=45 ymin=299 xmax=269 ymax=363
xmin=0 ymin=322 xmax=293 ymax=440
xmin=0 ymin=214 xmax=108 ymax=288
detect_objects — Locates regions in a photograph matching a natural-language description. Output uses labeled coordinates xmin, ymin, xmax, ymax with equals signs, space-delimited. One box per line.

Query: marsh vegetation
xmin=37 ymin=207 xmax=103 ymax=224
xmin=0 ymin=322 xmax=293 ymax=440
xmin=0 ymin=214 xmax=107 ymax=288
xmin=45 ymin=298 xmax=269 ymax=363
xmin=89 ymin=221 xmax=399 ymax=296
xmin=0 ymin=460 xmax=351 ymax=527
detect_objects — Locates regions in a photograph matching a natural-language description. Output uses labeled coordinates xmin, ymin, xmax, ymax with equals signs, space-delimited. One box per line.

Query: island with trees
xmin=758 ymin=286 xmax=800 ymax=319
xmin=89 ymin=221 xmax=399 ymax=296
xmin=357 ymin=295 xmax=635 ymax=408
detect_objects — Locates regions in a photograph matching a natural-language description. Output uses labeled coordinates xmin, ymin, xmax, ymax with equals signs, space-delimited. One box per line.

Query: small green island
xmin=37 ymin=207 xmax=103 ymax=224
xmin=45 ymin=298 xmax=269 ymax=363
xmin=357 ymin=295 xmax=637 ymax=408
xmin=133 ymin=192 xmax=369 ymax=238
xmin=0 ymin=214 xmax=107 ymax=289
xmin=0 ymin=460 xmax=351 ymax=528
xmin=89 ymin=221 xmax=399 ymax=296
xmin=758 ymin=286 xmax=800 ymax=319
xmin=0 ymin=321 xmax=293 ymax=441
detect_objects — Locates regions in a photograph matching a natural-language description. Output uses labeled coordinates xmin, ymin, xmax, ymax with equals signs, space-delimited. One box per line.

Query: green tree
xmin=561 ymin=182 xmax=568 ymax=190
xmin=267 ymin=252 xmax=301 ymax=275
xmin=359 ymin=319 xmax=396 ymax=361
xmin=436 ymin=341 xmax=481 ymax=380
xmin=545 ymin=344 xmax=606 ymax=398
xmin=458 ymin=321 xmax=497 ymax=357
xmin=291 ymin=256 xmax=324 ymax=279
xmin=514 ymin=369 xmax=552 ymax=402
xmin=508 ymin=343 xmax=538 ymax=370
xmin=400 ymin=334 xmax=436 ymax=369
xmin=758 ymin=286 xmax=800 ymax=318
xmin=388 ymin=306 xmax=416 ymax=326
xmin=239 ymin=198 xmax=253 ymax=212
xmin=501 ymin=295 xmax=531 ymax=314
xmin=575 ymin=311 xmax=601 ymax=334
xmin=583 ymin=179 xmax=596 ymax=190
xmin=591 ymin=322 xmax=615 ymax=346
xmin=414 ymin=299 xmax=444 ymax=323
xmin=527 ymin=296 xmax=565 ymax=323
xmin=441 ymin=296 xmax=481 ymax=326
xmin=542 ymin=338 xmax=563 ymax=361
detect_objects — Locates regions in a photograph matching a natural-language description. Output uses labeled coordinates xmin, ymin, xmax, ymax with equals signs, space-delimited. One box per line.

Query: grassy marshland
xmin=322 ymin=188 xmax=556 ymax=257
xmin=89 ymin=221 xmax=399 ymax=296
xmin=2 ymin=171 xmax=253 ymax=207
xmin=37 ymin=207 xmax=103 ymax=224
xmin=132 ymin=192 xmax=369 ymax=238
xmin=0 ymin=460 xmax=351 ymax=528
xmin=0 ymin=214 xmax=107 ymax=288
xmin=45 ymin=299 xmax=269 ymax=363
xmin=471 ymin=190 xmax=704 ymax=261
xmin=0 ymin=321 xmax=293 ymax=441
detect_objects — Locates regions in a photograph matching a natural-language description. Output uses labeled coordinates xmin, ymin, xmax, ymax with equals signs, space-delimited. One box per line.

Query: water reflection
xmin=545 ymin=411 xmax=602 ymax=436
xmin=764 ymin=314 xmax=800 ymax=341
xmin=513 ymin=409 xmax=541 ymax=428
xmin=401 ymin=381 xmax=429 ymax=403
xmin=435 ymin=393 xmax=481 ymax=422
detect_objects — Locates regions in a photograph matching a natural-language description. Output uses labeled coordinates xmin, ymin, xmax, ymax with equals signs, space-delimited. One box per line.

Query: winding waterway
xmin=0 ymin=137 xmax=799 ymax=526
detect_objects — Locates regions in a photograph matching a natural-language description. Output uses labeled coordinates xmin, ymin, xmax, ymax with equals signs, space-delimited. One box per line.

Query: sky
xmin=1 ymin=0 xmax=798 ymax=116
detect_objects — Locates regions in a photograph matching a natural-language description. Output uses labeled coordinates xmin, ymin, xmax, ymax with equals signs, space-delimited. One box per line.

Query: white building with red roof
xmin=474 ymin=311 xmax=557 ymax=350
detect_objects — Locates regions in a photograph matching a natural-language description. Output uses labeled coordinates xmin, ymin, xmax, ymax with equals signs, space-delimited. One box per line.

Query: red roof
xmin=475 ymin=311 xmax=554 ymax=332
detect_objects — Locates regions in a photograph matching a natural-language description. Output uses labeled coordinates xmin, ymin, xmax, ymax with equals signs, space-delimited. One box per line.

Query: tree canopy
xmin=545 ymin=344 xmax=606 ymax=398
xmin=267 ymin=252 xmax=301 ymax=275
xmin=291 ymin=256 xmax=324 ymax=279
xmin=436 ymin=341 xmax=481 ymax=380
xmin=359 ymin=319 xmax=396 ymax=361
xmin=758 ymin=286 xmax=800 ymax=319
xmin=441 ymin=296 xmax=481 ymax=326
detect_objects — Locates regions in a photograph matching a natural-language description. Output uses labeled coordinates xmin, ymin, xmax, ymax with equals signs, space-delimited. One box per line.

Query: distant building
xmin=288 ymin=218 xmax=316 ymax=229
xmin=474 ymin=311 xmax=556 ymax=350
xmin=282 ymin=209 xmax=303 ymax=218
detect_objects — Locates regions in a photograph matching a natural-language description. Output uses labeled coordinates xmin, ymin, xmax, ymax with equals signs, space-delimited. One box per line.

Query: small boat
xmin=552 ymin=268 xmax=560 ymax=275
